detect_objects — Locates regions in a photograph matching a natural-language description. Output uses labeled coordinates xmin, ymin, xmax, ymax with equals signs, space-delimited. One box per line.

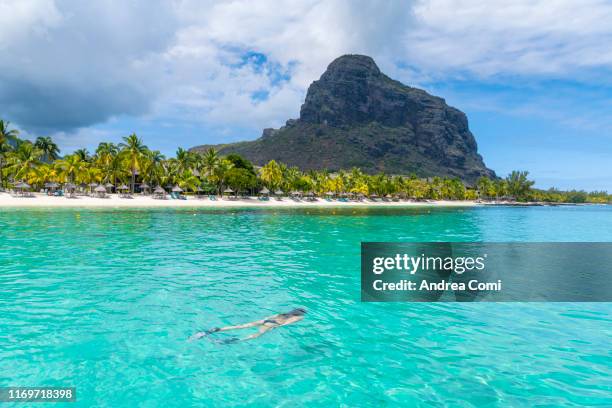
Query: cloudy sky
xmin=1 ymin=0 xmax=611 ymax=190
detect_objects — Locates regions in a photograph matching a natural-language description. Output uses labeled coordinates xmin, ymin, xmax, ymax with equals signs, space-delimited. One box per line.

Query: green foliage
xmin=506 ymin=170 xmax=535 ymax=200
xmin=225 ymin=167 xmax=257 ymax=193
xmin=0 ymin=117 xmax=609 ymax=203
xmin=225 ymin=153 xmax=255 ymax=175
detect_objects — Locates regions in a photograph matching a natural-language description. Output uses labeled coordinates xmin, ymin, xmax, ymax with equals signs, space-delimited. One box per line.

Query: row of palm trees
xmin=1 ymin=119 xmax=606 ymax=202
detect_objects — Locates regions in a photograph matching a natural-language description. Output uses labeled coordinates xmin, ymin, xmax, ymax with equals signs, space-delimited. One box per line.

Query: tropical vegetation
xmin=0 ymin=120 xmax=609 ymax=204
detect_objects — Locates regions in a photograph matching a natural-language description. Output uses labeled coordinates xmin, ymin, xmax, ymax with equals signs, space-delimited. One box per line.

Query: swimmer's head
xmin=288 ymin=308 xmax=307 ymax=316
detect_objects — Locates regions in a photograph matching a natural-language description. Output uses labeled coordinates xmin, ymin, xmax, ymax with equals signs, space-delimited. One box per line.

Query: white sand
xmin=0 ymin=192 xmax=478 ymax=208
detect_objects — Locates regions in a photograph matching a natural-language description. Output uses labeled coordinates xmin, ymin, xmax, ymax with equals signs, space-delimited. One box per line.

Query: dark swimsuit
xmin=263 ymin=319 xmax=280 ymax=326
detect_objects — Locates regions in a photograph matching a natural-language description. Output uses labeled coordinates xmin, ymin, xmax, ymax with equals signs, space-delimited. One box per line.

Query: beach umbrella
xmin=118 ymin=184 xmax=129 ymax=190
xmin=385 ymin=194 xmax=392 ymax=198
xmin=172 ymin=185 xmax=183 ymax=192
xmin=105 ymin=183 xmax=114 ymax=188
xmin=306 ymin=191 xmax=315 ymax=196
xmin=290 ymin=190 xmax=300 ymax=196
xmin=140 ymin=182 xmax=150 ymax=189
xmin=15 ymin=182 xmax=30 ymax=189
xmin=154 ymin=186 xmax=165 ymax=194
xmin=325 ymin=191 xmax=334 ymax=196
xmin=64 ymin=183 xmax=76 ymax=189
xmin=79 ymin=182 xmax=87 ymax=188
xmin=224 ymin=188 xmax=234 ymax=193
xmin=94 ymin=185 xmax=106 ymax=192
xmin=88 ymin=182 xmax=98 ymax=187
xmin=259 ymin=187 xmax=270 ymax=195
xmin=45 ymin=182 xmax=59 ymax=188
xmin=274 ymin=190 xmax=284 ymax=195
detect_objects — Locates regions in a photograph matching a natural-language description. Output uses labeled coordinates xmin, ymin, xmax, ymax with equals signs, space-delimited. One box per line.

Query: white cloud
xmin=407 ymin=0 xmax=612 ymax=77
xmin=1 ymin=0 xmax=612 ymax=144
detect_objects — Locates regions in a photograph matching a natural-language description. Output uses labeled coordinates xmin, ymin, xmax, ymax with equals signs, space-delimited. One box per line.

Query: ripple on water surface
xmin=0 ymin=206 xmax=611 ymax=406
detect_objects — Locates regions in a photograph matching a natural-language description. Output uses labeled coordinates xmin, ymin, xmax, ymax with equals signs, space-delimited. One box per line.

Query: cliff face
xmin=191 ymin=54 xmax=495 ymax=183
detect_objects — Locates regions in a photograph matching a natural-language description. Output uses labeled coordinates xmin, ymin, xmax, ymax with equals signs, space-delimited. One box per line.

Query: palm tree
xmin=201 ymin=148 xmax=220 ymax=178
xmin=4 ymin=141 xmax=43 ymax=183
xmin=34 ymin=136 xmax=60 ymax=162
xmin=73 ymin=148 xmax=91 ymax=162
xmin=0 ymin=120 xmax=19 ymax=189
xmin=259 ymin=160 xmax=282 ymax=191
xmin=282 ymin=166 xmax=301 ymax=192
xmin=476 ymin=176 xmax=494 ymax=200
xmin=105 ymin=154 xmax=127 ymax=187
xmin=176 ymin=170 xmax=200 ymax=193
xmin=506 ymin=170 xmax=534 ymax=200
xmin=175 ymin=147 xmax=195 ymax=174
xmin=95 ymin=142 xmax=118 ymax=165
xmin=56 ymin=154 xmax=87 ymax=183
xmin=119 ymin=133 xmax=147 ymax=193
xmin=29 ymin=163 xmax=58 ymax=189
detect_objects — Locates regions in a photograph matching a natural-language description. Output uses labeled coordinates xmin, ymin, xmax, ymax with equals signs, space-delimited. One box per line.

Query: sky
xmin=1 ymin=0 xmax=611 ymax=191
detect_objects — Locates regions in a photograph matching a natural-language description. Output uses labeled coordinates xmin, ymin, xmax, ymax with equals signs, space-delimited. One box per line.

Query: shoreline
xmin=0 ymin=192 xmax=596 ymax=209
xmin=0 ymin=192 xmax=479 ymax=208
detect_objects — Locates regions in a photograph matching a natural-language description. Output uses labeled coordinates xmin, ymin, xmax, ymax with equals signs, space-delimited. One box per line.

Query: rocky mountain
xmin=191 ymin=54 xmax=495 ymax=183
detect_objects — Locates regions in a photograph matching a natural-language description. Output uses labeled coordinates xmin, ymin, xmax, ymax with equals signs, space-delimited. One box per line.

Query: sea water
xmin=1 ymin=205 xmax=611 ymax=407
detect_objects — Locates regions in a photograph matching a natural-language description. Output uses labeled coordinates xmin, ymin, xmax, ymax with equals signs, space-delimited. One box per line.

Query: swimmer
xmin=189 ymin=308 xmax=306 ymax=343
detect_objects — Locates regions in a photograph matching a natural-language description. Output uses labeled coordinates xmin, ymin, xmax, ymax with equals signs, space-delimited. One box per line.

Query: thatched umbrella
xmin=172 ymin=185 xmax=183 ymax=192
xmin=259 ymin=187 xmax=270 ymax=195
xmin=274 ymin=189 xmax=284 ymax=196
xmin=223 ymin=187 xmax=234 ymax=199
xmin=104 ymin=182 xmax=114 ymax=193
xmin=94 ymin=185 xmax=106 ymax=198
xmin=325 ymin=191 xmax=334 ymax=196
xmin=44 ymin=182 xmax=58 ymax=194
xmin=117 ymin=184 xmax=129 ymax=198
xmin=88 ymin=182 xmax=98 ymax=194
xmin=139 ymin=182 xmax=151 ymax=195
xmin=153 ymin=185 xmax=166 ymax=199
xmin=14 ymin=182 xmax=30 ymax=196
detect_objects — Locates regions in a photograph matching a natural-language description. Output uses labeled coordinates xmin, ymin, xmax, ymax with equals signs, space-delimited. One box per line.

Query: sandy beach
xmin=0 ymin=192 xmax=478 ymax=208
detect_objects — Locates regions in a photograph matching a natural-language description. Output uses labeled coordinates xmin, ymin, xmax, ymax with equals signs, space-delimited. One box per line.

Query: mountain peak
xmin=322 ymin=54 xmax=381 ymax=79
xmin=191 ymin=55 xmax=495 ymax=183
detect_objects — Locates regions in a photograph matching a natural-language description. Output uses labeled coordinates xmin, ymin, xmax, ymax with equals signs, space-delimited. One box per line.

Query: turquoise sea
xmin=1 ymin=205 xmax=611 ymax=407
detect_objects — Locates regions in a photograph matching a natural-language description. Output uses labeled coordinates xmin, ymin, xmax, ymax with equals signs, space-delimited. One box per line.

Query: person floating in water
xmin=189 ymin=308 xmax=306 ymax=343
